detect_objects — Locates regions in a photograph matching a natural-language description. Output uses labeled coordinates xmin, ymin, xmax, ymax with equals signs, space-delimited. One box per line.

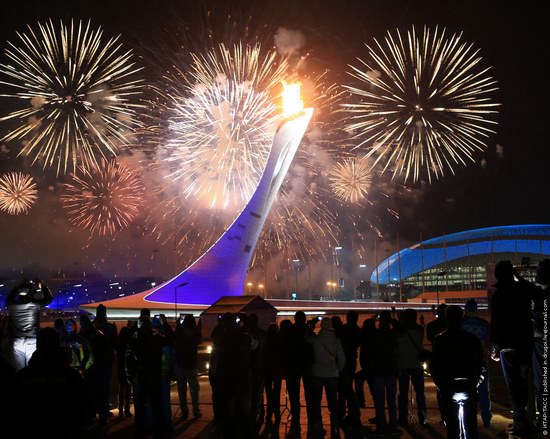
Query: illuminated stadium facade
xmin=371 ymin=224 xmax=550 ymax=299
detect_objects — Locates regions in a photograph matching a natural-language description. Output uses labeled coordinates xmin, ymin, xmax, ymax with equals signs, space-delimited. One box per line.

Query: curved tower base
xmin=97 ymin=109 xmax=313 ymax=308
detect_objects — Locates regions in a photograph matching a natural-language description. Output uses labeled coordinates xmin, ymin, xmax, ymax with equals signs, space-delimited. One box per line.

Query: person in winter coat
xmin=307 ymin=317 xmax=346 ymax=438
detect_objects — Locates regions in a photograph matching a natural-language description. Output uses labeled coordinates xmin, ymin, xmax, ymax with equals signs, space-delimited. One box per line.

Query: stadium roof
xmin=371 ymin=224 xmax=550 ymax=284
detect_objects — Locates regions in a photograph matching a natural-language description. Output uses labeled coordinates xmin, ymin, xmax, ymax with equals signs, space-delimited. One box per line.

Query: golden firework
xmin=343 ymin=25 xmax=499 ymax=182
xmin=0 ymin=20 xmax=143 ymax=175
xmin=0 ymin=172 xmax=38 ymax=215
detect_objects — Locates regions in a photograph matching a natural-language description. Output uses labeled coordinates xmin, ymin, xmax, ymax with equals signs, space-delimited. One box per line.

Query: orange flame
xmin=282 ymin=81 xmax=304 ymax=117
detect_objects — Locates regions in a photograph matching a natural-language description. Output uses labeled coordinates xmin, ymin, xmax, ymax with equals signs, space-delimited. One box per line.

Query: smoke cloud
xmin=274 ymin=27 xmax=306 ymax=56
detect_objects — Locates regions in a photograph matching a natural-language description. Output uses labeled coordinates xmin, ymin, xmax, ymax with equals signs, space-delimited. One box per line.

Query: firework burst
xmin=160 ymin=43 xmax=288 ymax=209
xmin=329 ymin=156 xmax=372 ymax=203
xmin=61 ymin=159 xmax=144 ymax=235
xmin=143 ymin=38 xmax=346 ymax=265
xmin=0 ymin=172 xmax=38 ymax=215
xmin=343 ymin=25 xmax=499 ymax=182
xmin=0 ymin=19 xmax=143 ymax=175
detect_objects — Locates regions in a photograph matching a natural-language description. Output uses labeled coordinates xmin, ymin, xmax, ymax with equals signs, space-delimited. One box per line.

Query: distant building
xmin=370 ymin=224 xmax=550 ymax=302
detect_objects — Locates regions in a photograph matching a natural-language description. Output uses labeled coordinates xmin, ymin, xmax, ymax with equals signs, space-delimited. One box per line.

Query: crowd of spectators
xmin=0 ymin=258 xmax=547 ymax=439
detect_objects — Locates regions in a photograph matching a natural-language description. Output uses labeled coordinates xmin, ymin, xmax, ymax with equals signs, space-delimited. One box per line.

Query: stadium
xmin=370 ymin=224 xmax=550 ymax=303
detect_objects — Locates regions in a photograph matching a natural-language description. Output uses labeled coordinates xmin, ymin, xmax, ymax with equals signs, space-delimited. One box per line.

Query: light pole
xmin=247 ymin=282 xmax=253 ymax=294
xmin=359 ymin=264 xmax=367 ymax=299
xmin=292 ymin=259 xmax=300 ymax=295
xmin=174 ymin=282 xmax=189 ymax=321
xmin=258 ymin=284 xmax=264 ymax=298
xmin=334 ymin=246 xmax=342 ymax=299
xmin=436 ymin=271 xmax=447 ymax=306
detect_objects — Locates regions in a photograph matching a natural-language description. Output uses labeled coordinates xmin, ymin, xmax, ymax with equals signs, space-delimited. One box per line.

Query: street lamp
xmin=292 ymin=259 xmax=300 ymax=294
xmin=258 ymin=284 xmax=264 ymax=298
xmin=359 ymin=264 xmax=367 ymax=299
xmin=333 ymin=247 xmax=343 ymax=297
xmin=247 ymin=282 xmax=253 ymax=294
xmin=436 ymin=271 xmax=447 ymax=306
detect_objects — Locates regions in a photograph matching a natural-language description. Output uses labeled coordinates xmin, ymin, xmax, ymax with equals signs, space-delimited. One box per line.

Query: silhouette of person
xmin=490 ymin=260 xmax=535 ymax=437
xmin=245 ymin=313 xmax=267 ymax=427
xmin=116 ymin=326 xmax=133 ymax=418
xmin=215 ymin=312 xmax=253 ymax=439
xmin=282 ymin=310 xmax=314 ymax=432
xmin=355 ymin=317 xmax=376 ymax=409
xmin=426 ymin=302 xmax=447 ymax=423
xmin=431 ymin=305 xmax=483 ymax=439
xmin=462 ymin=299 xmax=492 ymax=427
xmin=427 ymin=303 xmax=447 ymax=344
xmin=264 ymin=323 xmax=283 ymax=424
xmin=125 ymin=316 xmax=173 ymax=439
xmin=370 ymin=310 xmax=401 ymax=436
xmin=6 ymin=280 xmax=52 ymax=370
xmin=92 ymin=304 xmax=118 ymax=424
xmin=65 ymin=318 xmax=89 ymax=372
xmin=0 ymin=322 xmax=16 ymax=438
xmin=175 ymin=314 xmax=202 ymax=419
xmin=307 ymin=317 xmax=345 ymax=438
xmin=7 ymin=327 xmax=87 ymax=438
xmin=396 ymin=308 xmax=428 ymax=426
xmin=336 ymin=310 xmax=362 ymax=427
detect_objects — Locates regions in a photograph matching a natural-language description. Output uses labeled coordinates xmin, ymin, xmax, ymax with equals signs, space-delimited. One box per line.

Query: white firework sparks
xmin=343 ymin=25 xmax=499 ymax=182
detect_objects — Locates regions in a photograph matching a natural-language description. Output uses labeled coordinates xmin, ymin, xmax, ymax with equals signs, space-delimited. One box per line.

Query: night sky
xmin=0 ymin=0 xmax=548 ymax=293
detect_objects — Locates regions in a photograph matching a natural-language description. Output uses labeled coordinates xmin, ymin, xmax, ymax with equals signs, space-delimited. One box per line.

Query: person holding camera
xmin=6 ymin=279 xmax=53 ymax=370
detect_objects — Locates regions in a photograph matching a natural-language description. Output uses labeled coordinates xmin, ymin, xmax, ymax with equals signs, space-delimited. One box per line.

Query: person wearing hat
xmin=462 ymin=299 xmax=492 ymax=427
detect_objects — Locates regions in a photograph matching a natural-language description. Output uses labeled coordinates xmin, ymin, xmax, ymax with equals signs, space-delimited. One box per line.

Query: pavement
xmin=84 ymin=361 xmax=525 ymax=439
